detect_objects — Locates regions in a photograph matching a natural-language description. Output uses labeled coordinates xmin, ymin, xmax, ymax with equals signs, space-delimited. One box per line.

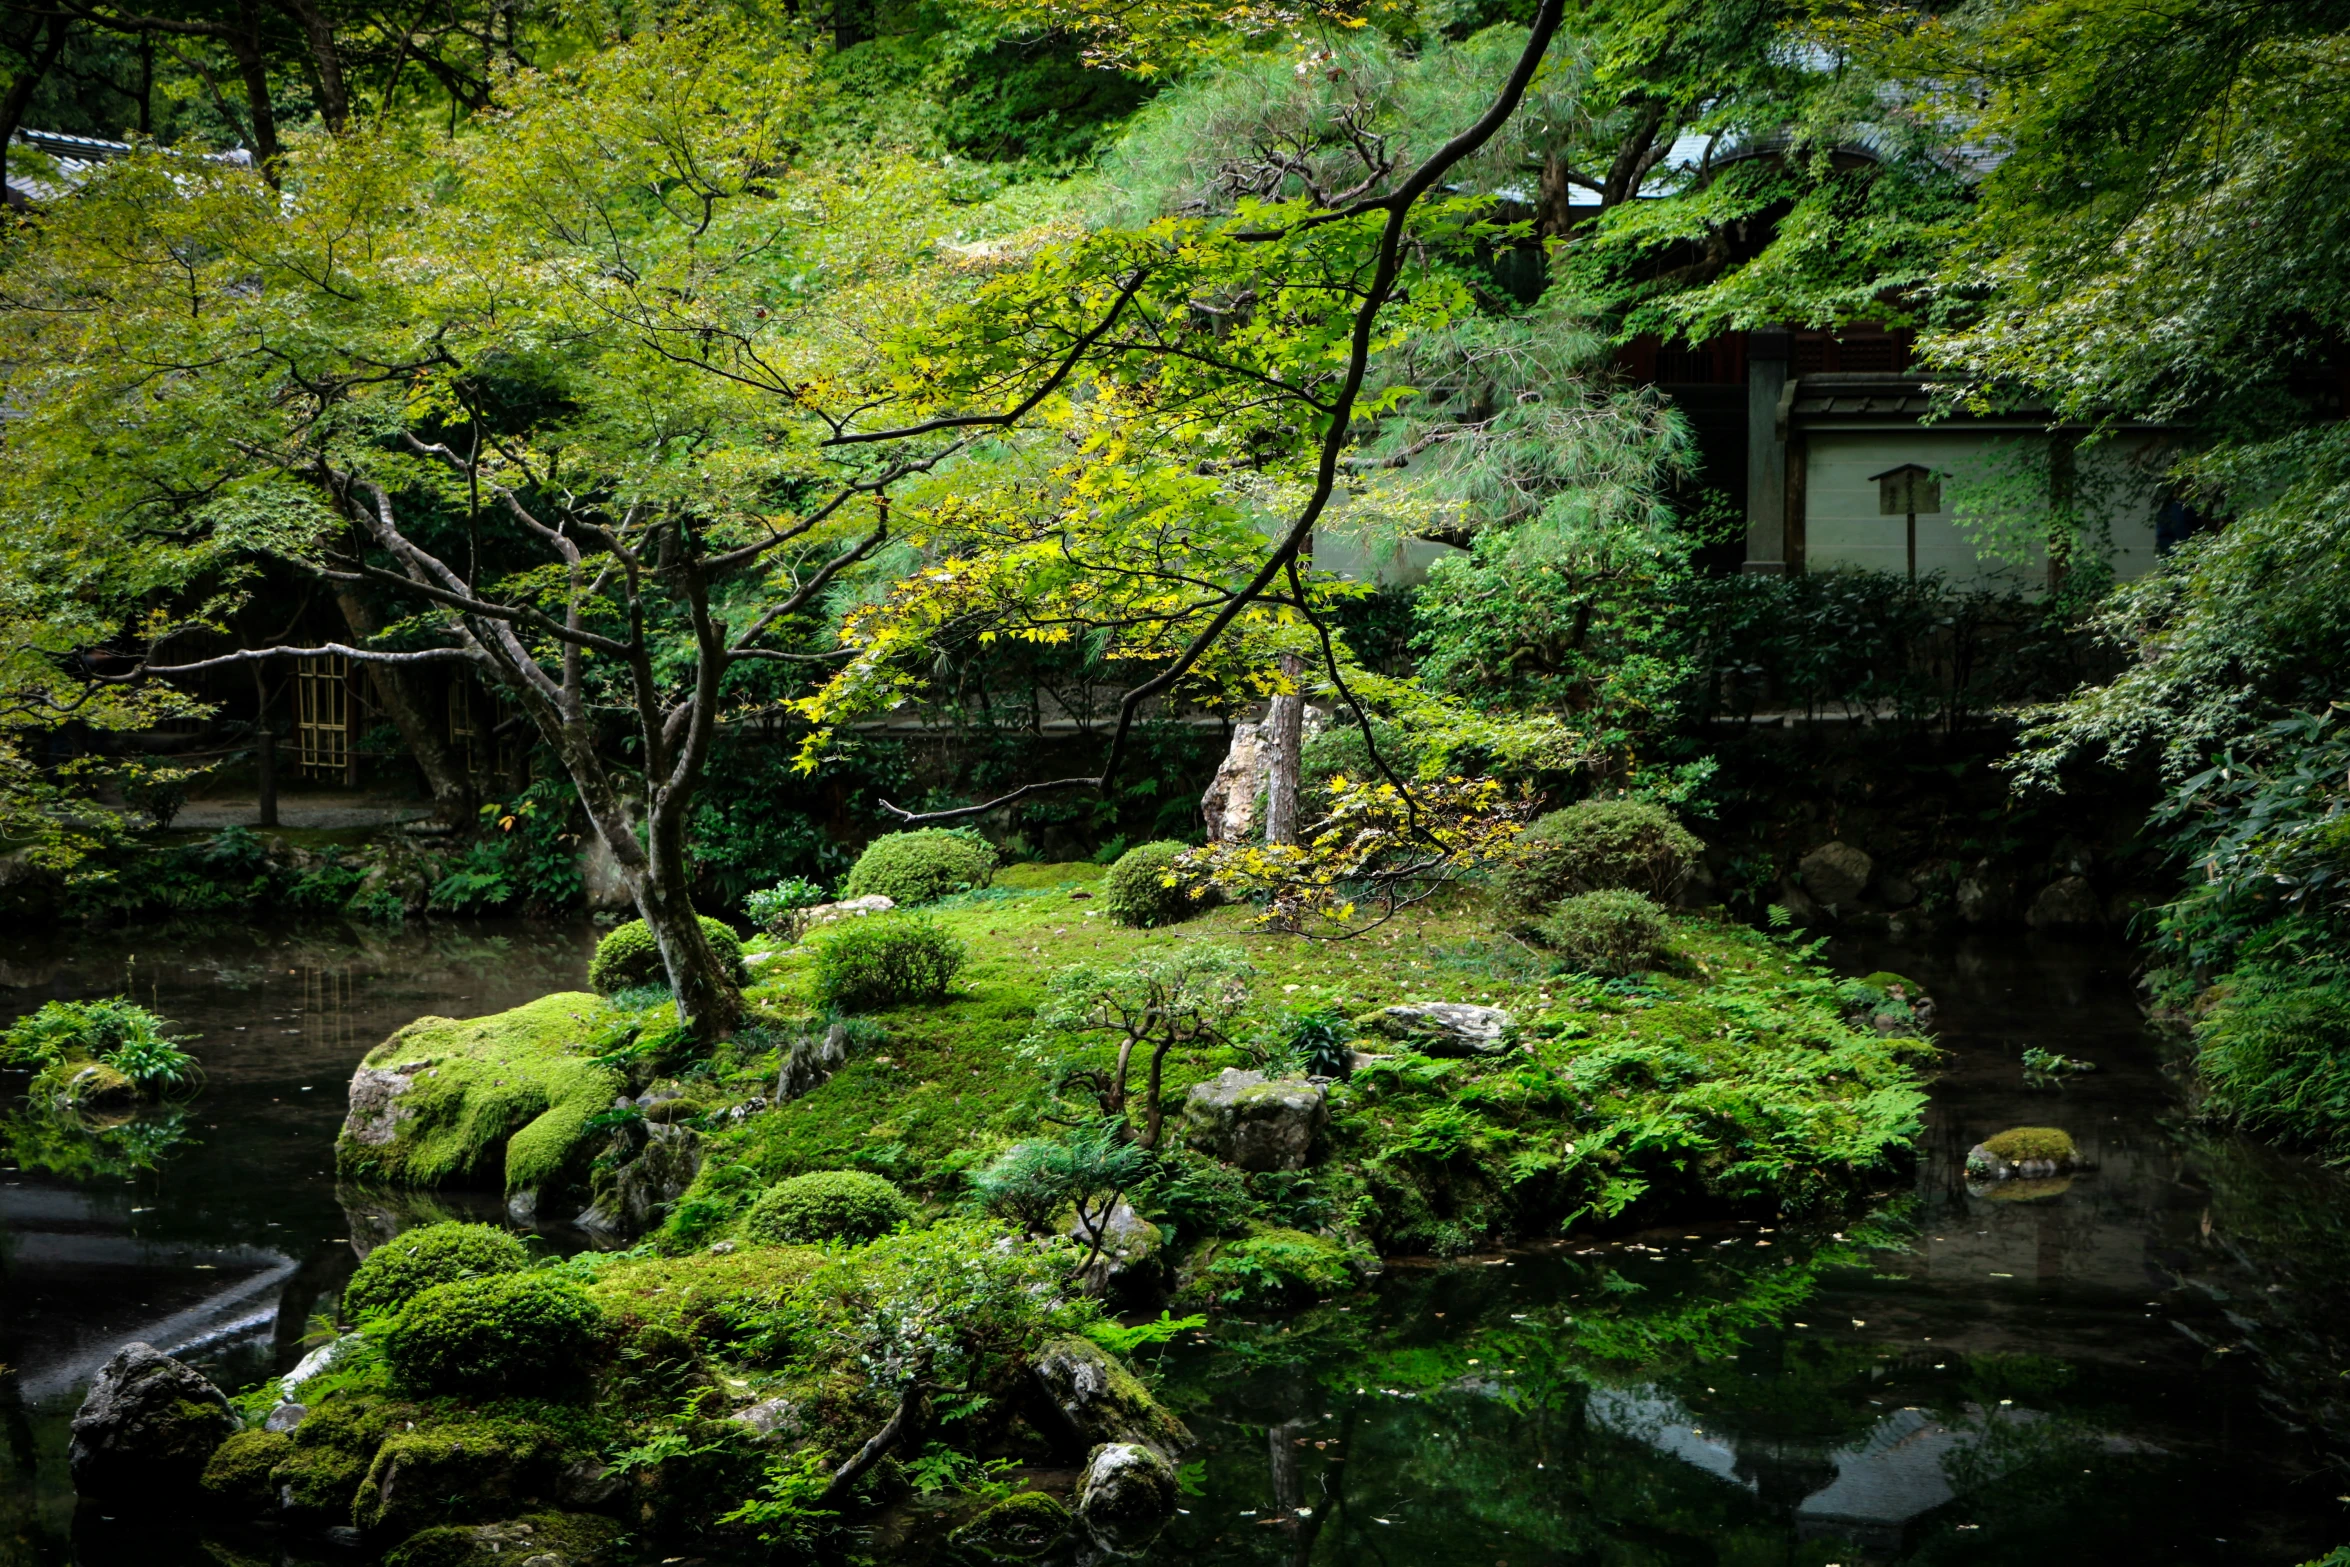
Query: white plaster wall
xmin=1803 ymin=431 xmax=2164 ymax=589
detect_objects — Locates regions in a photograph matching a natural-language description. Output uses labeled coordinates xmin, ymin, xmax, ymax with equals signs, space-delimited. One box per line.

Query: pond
xmin=2 ymin=922 xmax=2345 ymax=1565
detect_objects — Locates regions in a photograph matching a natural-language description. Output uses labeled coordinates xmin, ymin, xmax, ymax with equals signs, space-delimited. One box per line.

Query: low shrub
xmin=1533 ymin=889 xmax=1668 ymax=976
xmin=809 ymin=914 xmax=966 ymax=1007
xmin=744 ymin=1169 xmax=916 ymax=1245
xmin=1503 ymin=799 xmax=1703 ymax=910
xmin=1103 ymin=841 xmax=1200 ymax=928
xmin=587 ymin=916 xmax=748 ymax=995
xmin=1199 ymin=1226 xmax=1360 ymax=1305
xmin=841 ymin=829 xmax=997 ymax=906
xmin=342 ymin=1221 xmax=529 ymax=1322
xmin=381 ymin=1272 xmax=602 ymax=1397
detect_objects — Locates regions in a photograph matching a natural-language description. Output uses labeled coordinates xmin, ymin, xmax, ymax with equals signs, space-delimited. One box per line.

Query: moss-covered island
xmin=258 ymin=866 xmax=1931 ymax=1561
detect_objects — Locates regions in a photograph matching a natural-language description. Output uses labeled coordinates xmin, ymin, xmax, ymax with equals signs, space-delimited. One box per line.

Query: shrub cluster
xmin=381 ymin=1272 xmax=602 ymax=1396
xmin=809 ymin=913 xmax=966 ymax=1007
xmin=842 ymin=829 xmax=997 ymax=906
xmin=1534 ymin=889 xmax=1667 ymax=976
xmin=343 ymin=1221 xmax=529 ymax=1322
xmin=3 ymin=996 xmax=200 ymax=1095
xmin=1503 ymin=799 xmax=1703 ymax=910
xmin=587 ymin=916 xmax=749 ymax=995
xmin=743 ymin=1169 xmax=916 ymax=1245
xmin=1102 ymin=841 xmax=1201 ymax=928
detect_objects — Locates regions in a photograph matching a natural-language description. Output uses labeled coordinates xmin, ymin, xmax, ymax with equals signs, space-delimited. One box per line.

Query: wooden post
xmin=252 ymin=666 xmax=278 ymax=828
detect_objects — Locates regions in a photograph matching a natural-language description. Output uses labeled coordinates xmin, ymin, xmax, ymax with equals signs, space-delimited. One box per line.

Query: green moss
xmin=950 ymin=1489 xmax=1070 ymax=1557
xmin=843 ymin=828 xmax=998 ymax=905
xmin=352 ymin=1415 xmax=578 ymax=1536
xmin=272 ymin=1440 xmax=371 ymax=1520
xmin=200 ymin=1428 xmax=292 ymax=1512
xmin=383 ymin=1511 xmax=623 ymax=1567
xmin=344 ymin=1222 xmax=528 ymax=1321
xmin=994 ymin=861 xmax=1105 ymax=889
xmin=743 ymin=1170 xmax=915 ymax=1244
xmin=580 ymin=1243 xmax=827 ymax=1353
xmin=1980 ymin=1126 xmax=2078 ymax=1165
xmin=334 ymin=992 xmax=626 ymax=1194
xmin=382 ymin=1273 xmax=603 ymax=1397
xmin=587 ymin=916 xmax=748 ymax=995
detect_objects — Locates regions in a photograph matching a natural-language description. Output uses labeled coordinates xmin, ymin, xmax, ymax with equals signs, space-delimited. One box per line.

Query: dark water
xmin=3 ymin=924 xmax=2346 ymax=1566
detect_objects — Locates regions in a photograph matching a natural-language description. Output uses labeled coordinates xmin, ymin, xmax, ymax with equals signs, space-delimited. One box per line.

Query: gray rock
xmin=1874 ymin=871 xmax=1920 ymax=910
xmin=1955 ymin=875 xmax=2005 ymax=924
xmin=577 ymin=1123 xmax=702 ymax=1237
xmin=1029 ymin=1335 xmax=1192 ymax=1457
xmin=342 ymin=1060 xmax=428 ymax=1147
xmin=1358 ymin=1002 xmax=1511 ymax=1057
xmin=506 ymin=1187 xmax=539 ymax=1224
xmin=1068 ymin=1199 xmax=1164 ymax=1296
xmin=729 ymin=1397 xmax=808 ymax=1444
xmin=796 ymin=895 xmax=895 ymax=935
xmin=2027 ymin=875 xmax=2103 ymax=928
xmin=557 ymin=1457 xmax=626 ymax=1508
xmin=264 ymin=1402 xmax=308 ymax=1433
xmin=1799 ymin=841 xmax=1873 ymax=908
xmin=776 ymin=1022 xmax=850 ymax=1103
xmin=1776 ymin=879 xmax=1823 ymax=927
xmin=69 ymin=1342 xmax=238 ymax=1499
xmin=1077 ymin=1442 xmax=1179 ymax=1540
xmin=1182 ymin=1068 xmax=1327 ymax=1172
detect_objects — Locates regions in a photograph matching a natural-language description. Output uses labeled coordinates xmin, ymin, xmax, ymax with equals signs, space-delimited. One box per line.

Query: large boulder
xmin=2027 ymin=875 xmax=2104 ymax=928
xmin=1799 ymin=841 xmax=1873 ymax=909
xmin=1076 ymin=1442 xmax=1179 ymax=1542
xmin=69 ymin=1342 xmax=239 ymax=1500
xmin=1356 ymin=1002 xmax=1511 ymax=1057
xmin=382 ymin=1511 xmax=623 ymax=1567
xmin=1028 ymin=1336 xmax=1191 ymax=1458
xmin=1068 ymin=1199 xmax=1166 ymax=1299
xmin=576 ymin=1122 xmax=702 ymax=1237
xmin=1182 ymin=1069 xmax=1327 ymax=1171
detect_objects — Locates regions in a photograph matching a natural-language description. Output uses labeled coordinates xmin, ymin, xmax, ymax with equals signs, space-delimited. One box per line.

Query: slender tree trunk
xmin=335 ymin=590 xmax=471 ymax=821
xmin=635 ymin=778 xmax=742 ymax=1035
xmin=273 ymin=0 xmax=348 ymax=130
xmin=228 ymin=0 xmax=280 ymax=172
xmin=1141 ymin=1038 xmax=1174 ymax=1150
xmin=252 ymin=666 xmax=278 ymax=828
xmin=1108 ymin=1036 xmax=1136 ymax=1122
xmin=1262 ymin=652 xmax=1304 ymax=845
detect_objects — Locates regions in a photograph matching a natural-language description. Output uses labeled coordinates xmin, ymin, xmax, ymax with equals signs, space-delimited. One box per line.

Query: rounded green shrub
xmin=809 ymin=913 xmax=966 ymax=1007
xmin=381 ymin=1272 xmax=602 ymax=1397
xmin=743 ymin=1169 xmax=915 ymax=1245
xmin=587 ymin=916 xmax=748 ymax=995
xmin=841 ymin=828 xmax=997 ymax=906
xmin=343 ymin=1221 xmax=529 ymax=1322
xmin=1103 ymin=840 xmax=1199 ymax=928
xmin=1534 ymin=889 xmax=1668 ymax=976
xmin=1502 ymin=799 xmax=1704 ymax=911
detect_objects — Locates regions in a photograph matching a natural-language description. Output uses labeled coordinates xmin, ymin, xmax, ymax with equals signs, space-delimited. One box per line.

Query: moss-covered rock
xmin=1968 ymin=1125 xmax=2079 ymax=1179
xmin=1027 ymin=1335 xmax=1191 ymax=1457
xmin=383 ymin=1510 xmax=623 ymax=1567
xmin=67 ymin=1341 xmax=239 ymax=1500
xmin=273 ymin=1437 xmax=373 ymax=1522
xmin=949 ymin=1489 xmax=1070 ymax=1558
xmin=335 ymin=993 xmax=626 ymax=1196
xmin=354 ymin=1417 xmax=580 ymax=1537
xmin=582 ymin=1244 xmax=825 ymax=1356
xmin=742 ymin=1169 xmax=915 ymax=1245
xmin=200 ymin=1428 xmax=293 ymax=1514
xmin=344 ymin=1222 xmax=529 ymax=1322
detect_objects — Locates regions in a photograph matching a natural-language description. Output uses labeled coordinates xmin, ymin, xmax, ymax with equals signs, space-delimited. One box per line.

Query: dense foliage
xmin=841 ymin=829 xmax=999 ymax=907
xmin=743 ymin=1170 xmax=917 ymax=1245
xmin=589 ymin=919 xmax=749 ymax=997
xmin=808 ymin=914 xmax=968 ymax=1007
xmin=381 ymin=1273 xmax=603 ymax=1397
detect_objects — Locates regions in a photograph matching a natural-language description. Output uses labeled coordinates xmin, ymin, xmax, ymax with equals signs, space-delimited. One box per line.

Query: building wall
xmin=1802 ymin=429 xmax=2166 ymax=590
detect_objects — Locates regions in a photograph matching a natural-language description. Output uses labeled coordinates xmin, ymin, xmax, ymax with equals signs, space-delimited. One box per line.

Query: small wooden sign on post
xmin=1870 ymin=463 xmax=1941 ymax=580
